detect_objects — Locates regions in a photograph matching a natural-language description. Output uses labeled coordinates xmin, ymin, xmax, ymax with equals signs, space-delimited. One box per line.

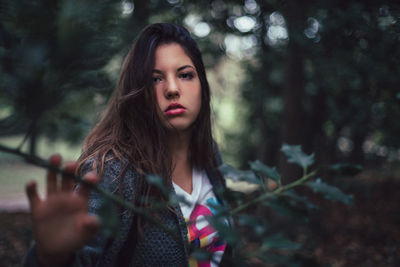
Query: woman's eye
xmin=180 ymin=72 xmax=194 ymax=80
xmin=153 ymin=76 xmax=162 ymax=83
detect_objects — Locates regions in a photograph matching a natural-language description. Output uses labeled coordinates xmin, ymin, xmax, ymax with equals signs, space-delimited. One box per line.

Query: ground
xmin=0 ymin=212 xmax=32 ymax=267
xmin=312 ymin=172 xmax=400 ymax=266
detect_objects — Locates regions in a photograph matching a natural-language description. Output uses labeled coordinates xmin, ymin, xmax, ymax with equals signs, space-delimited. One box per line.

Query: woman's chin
xmin=164 ymin=123 xmax=193 ymax=135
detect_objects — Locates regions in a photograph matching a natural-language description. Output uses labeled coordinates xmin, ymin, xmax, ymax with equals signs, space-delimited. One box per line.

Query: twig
xmin=17 ymin=122 xmax=36 ymax=151
xmin=229 ymin=170 xmax=317 ymax=216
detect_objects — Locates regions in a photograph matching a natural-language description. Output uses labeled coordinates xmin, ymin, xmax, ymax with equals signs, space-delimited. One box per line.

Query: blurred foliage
xmin=189 ymin=0 xmax=400 ymax=174
xmin=0 ymin=0 xmax=152 ymax=154
xmin=2 ymin=0 xmax=399 ymax=171
xmin=1 ymin=1 xmax=395 ymax=265
xmin=91 ymin=144 xmax=355 ymax=266
xmin=0 ymin=0 xmax=119 ymax=154
xmin=212 ymin=144 xmax=355 ymax=265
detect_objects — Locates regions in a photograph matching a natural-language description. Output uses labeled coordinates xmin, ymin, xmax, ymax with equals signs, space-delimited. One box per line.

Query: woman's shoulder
xmin=79 ymin=155 xmax=138 ymax=199
xmin=80 ymin=154 xmax=133 ymax=176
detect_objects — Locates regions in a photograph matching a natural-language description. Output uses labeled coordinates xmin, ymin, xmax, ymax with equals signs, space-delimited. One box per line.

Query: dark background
xmin=1 ymin=0 xmax=399 ymax=266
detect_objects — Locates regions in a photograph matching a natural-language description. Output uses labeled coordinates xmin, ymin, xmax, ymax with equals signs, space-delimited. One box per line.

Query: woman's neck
xmin=167 ymin=131 xmax=193 ymax=194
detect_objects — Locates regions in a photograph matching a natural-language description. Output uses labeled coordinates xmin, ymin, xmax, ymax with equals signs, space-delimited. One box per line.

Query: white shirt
xmin=173 ymin=168 xmax=226 ymax=267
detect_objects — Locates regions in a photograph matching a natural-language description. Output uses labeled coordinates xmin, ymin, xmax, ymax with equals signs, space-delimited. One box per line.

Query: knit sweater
xmin=23 ymin=155 xmax=232 ymax=267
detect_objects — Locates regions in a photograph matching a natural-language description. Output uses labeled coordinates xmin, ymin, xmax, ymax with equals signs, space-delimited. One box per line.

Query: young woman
xmin=24 ymin=23 xmax=232 ymax=267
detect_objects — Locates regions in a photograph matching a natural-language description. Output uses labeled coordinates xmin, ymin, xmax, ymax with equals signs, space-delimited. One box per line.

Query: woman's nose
xmin=165 ymin=77 xmax=180 ymax=99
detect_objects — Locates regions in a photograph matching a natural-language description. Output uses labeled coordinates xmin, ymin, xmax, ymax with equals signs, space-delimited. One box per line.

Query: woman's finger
xmin=26 ymin=181 xmax=40 ymax=211
xmin=76 ymin=172 xmax=99 ymax=201
xmin=80 ymin=214 xmax=100 ymax=239
xmin=47 ymin=154 xmax=62 ymax=196
xmin=61 ymin=162 xmax=77 ymax=192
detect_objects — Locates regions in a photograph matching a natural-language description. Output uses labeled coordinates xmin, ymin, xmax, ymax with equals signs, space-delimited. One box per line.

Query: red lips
xmin=165 ymin=103 xmax=186 ymax=116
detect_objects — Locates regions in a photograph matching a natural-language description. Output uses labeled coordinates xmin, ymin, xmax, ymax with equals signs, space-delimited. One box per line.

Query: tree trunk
xmin=278 ymin=2 xmax=307 ymax=183
xmin=304 ymin=87 xmax=327 ymax=164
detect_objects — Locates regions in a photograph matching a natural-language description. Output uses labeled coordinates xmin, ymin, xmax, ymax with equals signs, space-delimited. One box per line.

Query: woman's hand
xmin=26 ymin=154 xmax=100 ymax=267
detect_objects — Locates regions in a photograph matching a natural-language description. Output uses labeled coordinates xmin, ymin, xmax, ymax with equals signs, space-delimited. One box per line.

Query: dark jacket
xmin=23 ymin=155 xmax=232 ymax=267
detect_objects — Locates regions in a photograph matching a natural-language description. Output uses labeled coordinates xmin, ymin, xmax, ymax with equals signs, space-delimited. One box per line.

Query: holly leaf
xmin=306 ymin=178 xmax=353 ymax=204
xmin=97 ymin=199 xmax=121 ymax=238
xmin=255 ymin=253 xmax=292 ymax=265
xmin=328 ymin=163 xmax=363 ymax=176
xmin=218 ymin=163 xmax=260 ymax=184
xmin=266 ymin=197 xmax=309 ymax=222
xmin=236 ymin=214 xmax=265 ymax=235
xmin=208 ymin=215 xmax=239 ymax=245
xmin=146 ymin=174 xmax=169 ymax=197
xmin=219 ymin=187 xmax=247 ymax=204
xmin=249 ymin=160 xmax=281 ymax=182
xmin=262 ymin=233 xmax=301 ymax=250
xmin=283 ymin=190 xmax=318 ymax=210
xmin=191 ymin=248 xmax=212 ymax=261
xmin=168 ymin=194 xmax=191 ymax=207
xmin=281 ymin=144 xmax=314 ymax=169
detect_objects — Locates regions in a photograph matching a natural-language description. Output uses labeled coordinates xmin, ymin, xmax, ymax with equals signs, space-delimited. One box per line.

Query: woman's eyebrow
xmin=152 ymin=65 xmax=195 ymax=74
xmin=177 ymin=65 xmax=195 ymax=71
xmin=153 ymin=69 xmax=163 ymax=74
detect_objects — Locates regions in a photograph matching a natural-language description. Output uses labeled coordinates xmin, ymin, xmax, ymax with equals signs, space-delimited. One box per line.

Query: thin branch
xmin=228 ymin=170 xmax=317 ymax=216
xmin=17 ymin=121 xmax=36 ymax=151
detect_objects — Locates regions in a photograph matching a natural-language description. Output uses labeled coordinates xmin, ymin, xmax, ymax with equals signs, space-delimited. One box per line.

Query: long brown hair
xmin=77 ymin=23 xmax=216 ymax=207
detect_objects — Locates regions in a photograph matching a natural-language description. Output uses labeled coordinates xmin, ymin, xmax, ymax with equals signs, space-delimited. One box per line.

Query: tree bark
xmin=278 ymin=2 xmax=307 ymax=183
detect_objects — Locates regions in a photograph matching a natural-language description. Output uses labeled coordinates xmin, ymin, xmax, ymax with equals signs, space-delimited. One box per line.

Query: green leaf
xmin=266 ymin=197 xmax=309 ymax=222
xmin=220 ymin=187 xmax=247 ymax=204
xmin=256 ymin=253 xmax=292 ymax=265
xmin=281 ymin=144 xmax=314 ymax=169
xmin=236 ymin=214 xmax=265 ymax=235
xmin=306 ymin=178 xmax=354 ymax=204
xmin=218 ymin=163 xmax=260 ymax=184
xmin=249 ymin=160 xmax=281 ymax=182
xmin=168 ymin=194 xmax=191 ymax=207
xmin=262 ymin=233 xmax=301 ymax=250
xmin=146 ymin=174 xmax=169 ymax=197
xmin=208 ymin=215 xmax=239 ymax=245
xmin=328 ymin=163 xmax=363 ymax=176
xmin=191 ymin=248 xmax=212 ymax=261
xmin=283 ymin=190 xmax=318 ymax=210
xmin=97 ymin=199 xmax=121 ymax=238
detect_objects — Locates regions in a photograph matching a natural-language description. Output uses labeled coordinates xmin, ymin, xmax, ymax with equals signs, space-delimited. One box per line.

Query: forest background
xmin=0 ymin=0 xmax=399 ymax=266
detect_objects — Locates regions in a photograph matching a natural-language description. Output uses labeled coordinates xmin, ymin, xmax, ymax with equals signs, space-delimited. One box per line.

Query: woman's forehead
xmin=154 ymin=43 xmax=194 ymax=69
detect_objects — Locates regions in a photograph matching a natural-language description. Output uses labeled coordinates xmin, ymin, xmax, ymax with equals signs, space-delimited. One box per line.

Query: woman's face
xmin=153 ymin=43 xmax=202 ymax=134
